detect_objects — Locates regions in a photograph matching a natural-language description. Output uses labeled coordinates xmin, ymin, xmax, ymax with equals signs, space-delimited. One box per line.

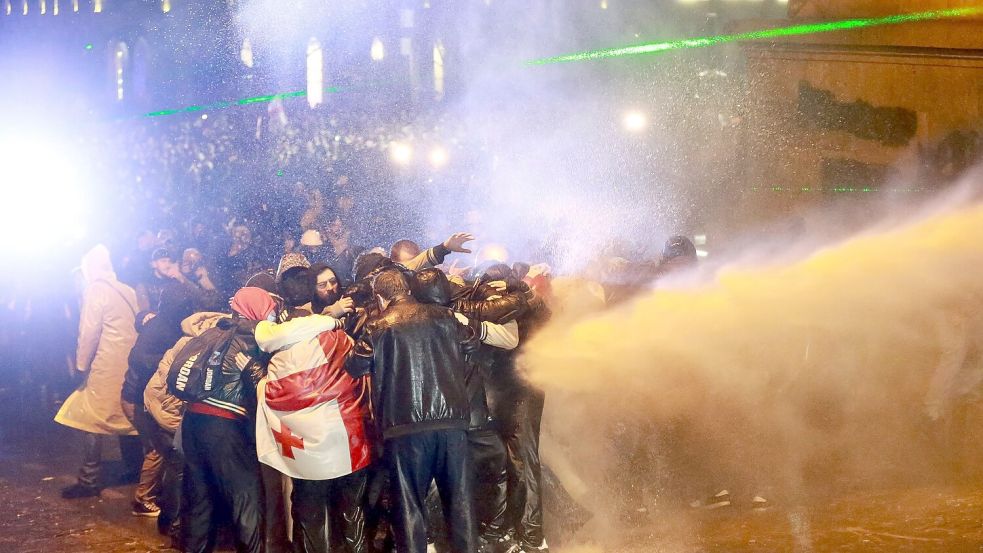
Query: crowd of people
xmin=51 ymin=200 xmax=700 ymax=553
xmin=4 ymin=95 xmax=709 ymax=553
xmin=90 ymin=102 xmax=468 ymax=264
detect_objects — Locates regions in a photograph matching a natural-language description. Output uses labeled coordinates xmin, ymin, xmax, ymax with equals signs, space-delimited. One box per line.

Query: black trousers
xmin=291 ymin=469 xmax=369 ymax=553
xmin=469 ymin=429 xmax=508 ymax=541
xmin=181 ymin=412 xmax=265 ymax=553
xmin=385 ymin=429 xmax=476 ymax=553
xmin=425 ymin=428 xmax=508 ymax=550
xmin=77 ymin=432 xmax=143 ymax=488
xmin=496 ymin=386 xmax=546 ymax=547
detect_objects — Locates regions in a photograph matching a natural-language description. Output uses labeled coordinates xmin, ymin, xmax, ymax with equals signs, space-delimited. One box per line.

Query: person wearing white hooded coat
xmin=56 ymin=244 xmax=143 ymax=498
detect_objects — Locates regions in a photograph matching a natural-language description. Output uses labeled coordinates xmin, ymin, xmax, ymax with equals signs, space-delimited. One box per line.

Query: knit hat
xmin=275 ymin=252 xmax=311 ymax=282
xmin=300 ymin=229 xmax=323 ymax=247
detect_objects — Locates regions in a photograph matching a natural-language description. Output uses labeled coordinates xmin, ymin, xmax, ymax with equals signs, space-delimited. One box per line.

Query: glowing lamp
xmin=390 ymin=142 xmax=413 ymax=165
xmin=428 ymin=146 xmax=448 ymax=169
xmin=623 ymin=110 xmax=648 ymax=132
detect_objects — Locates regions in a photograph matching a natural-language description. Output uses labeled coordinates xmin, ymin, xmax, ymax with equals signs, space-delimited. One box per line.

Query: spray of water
xmin=521 ymin=176 xmax=983 ymax=548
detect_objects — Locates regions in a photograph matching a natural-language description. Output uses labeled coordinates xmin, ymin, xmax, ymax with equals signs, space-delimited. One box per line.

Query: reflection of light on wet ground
xmin=788 ymin=507 xmax=814 ymax=553
xmin=556 ymin=485 xmax=983 ymax=551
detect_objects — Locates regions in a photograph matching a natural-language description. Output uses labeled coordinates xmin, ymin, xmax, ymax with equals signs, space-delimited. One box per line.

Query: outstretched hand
xmin=445 ymin=259 xmax=469 ymax=278
xmin=327 ymin=297 xmax=355 ymax=318
xmin=443 ymin=232 xmax=475 ymax=254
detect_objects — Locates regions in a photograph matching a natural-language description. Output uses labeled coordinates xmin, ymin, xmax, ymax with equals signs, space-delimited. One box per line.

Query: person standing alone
xmin=57 ymin=244 xmax=142 ymax=498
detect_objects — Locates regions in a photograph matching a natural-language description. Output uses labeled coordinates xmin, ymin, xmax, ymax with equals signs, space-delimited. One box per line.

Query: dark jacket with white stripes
xmin=192 ymin=317 xmax=269 ymax=419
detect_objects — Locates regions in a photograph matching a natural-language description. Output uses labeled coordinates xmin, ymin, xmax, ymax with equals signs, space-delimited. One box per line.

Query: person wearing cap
xmin=298 ymin=229 xmax=325 ymax=262
xmin=275 ymin=253 xmax=316 ymax=318
xmin=133 ymin=248 xmax=184 ymax=313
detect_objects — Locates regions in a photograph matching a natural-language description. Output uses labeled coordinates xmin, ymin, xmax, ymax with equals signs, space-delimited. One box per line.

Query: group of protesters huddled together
xmin=54 ymin=219 xmax=702 ymax=553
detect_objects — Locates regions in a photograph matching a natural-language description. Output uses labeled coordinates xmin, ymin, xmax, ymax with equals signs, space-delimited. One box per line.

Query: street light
xmin=429 ymin=146 xmax=448 ymax=169
xmin=623 ymin=110 xmax=648 ymax=132
xmin=390 ymin=142 xmax=413 ymax=165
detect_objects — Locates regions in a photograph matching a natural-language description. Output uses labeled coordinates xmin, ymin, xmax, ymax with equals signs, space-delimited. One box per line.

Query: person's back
xmin=345 ymin=268 xmax=479 ymax=553
xmin=56 ymin=244 xmax=142 ymax=499
xmin=361 ymin=293 xmax=471 ymax=439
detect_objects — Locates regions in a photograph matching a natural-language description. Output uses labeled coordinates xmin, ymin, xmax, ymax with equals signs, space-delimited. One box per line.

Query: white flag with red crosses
xmin=254 ymin=329 xmax=372 ymax=481
xmin=256 ymin=383 xmax=356 ymax=480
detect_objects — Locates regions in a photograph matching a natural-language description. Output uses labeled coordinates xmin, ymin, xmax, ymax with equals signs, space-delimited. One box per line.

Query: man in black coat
xmin=121 ymin=282 xmax=196 ymax=523
xmin=345 ymin=269 xmax=481 ymax=553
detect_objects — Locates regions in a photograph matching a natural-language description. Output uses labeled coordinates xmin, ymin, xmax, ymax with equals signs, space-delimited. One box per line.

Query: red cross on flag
xmin=255 ymin=328 xmax=373 ymax=480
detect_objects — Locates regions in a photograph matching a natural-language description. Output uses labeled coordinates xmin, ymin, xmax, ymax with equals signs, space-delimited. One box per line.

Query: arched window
xmin=240 ymin=38 xmax=254 ymax=68
xmin=371 ymin=37 xmax=384 ymax=61
xmin=306 ymin=37 xmax=323 ymax=109
xmin=433 ymin=40 xmax=445 ymax=99
xmin=113 ymin=42 xmax=128 ymax=101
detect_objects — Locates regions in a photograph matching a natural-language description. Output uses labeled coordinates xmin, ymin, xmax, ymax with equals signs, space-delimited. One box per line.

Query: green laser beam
xmin=527 ymin=7 xmax=983 ymax=65
xmin=144 ymin=87 xmax=342 ymax=118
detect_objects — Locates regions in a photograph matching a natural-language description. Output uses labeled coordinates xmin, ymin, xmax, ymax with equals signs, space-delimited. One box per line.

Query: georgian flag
xmin=256 ymin=329 xmax=372 ymax=480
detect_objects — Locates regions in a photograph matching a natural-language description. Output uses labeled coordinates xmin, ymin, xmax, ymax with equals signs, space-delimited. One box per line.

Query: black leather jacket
xmin=345 ymin=294 xmax=479 ymax=439
xmin=413 ymin=270 xmax=528 ymax=430
xmin=194 ymin=317 xmax=269 ymax=418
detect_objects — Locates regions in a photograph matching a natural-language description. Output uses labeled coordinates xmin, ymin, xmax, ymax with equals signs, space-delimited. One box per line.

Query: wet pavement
xmin=3 ymin=418 xmax=983 ymax=552
xmin=0 ymin=426 xmax=167 ymax=552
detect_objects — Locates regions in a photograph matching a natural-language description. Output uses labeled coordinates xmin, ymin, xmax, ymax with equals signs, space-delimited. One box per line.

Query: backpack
xmin=166 ymin=323 xmax=238 ymax=402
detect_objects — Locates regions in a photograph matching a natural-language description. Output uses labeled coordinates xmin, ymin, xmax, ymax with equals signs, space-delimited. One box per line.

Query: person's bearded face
xmin=315 ymin=268 xmax=341 ymax=305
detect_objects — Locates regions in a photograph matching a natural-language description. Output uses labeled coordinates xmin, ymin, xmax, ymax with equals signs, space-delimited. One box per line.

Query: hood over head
xmin=413 ymin=268 xmax=453 ymax=307
xmin=180 ymin=311 xmax=229 ymax=337
xmin=80 ymin=244 xmax=116 ymax=284
xmin=231 ymin=287 xmax=278 ymax=321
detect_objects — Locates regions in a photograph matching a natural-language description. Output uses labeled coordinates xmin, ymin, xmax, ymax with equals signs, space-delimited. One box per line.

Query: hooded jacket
xmin=414 ymin=270 xmax=525 ymax=429
xmin=55 ymin=245 xmax=139 ymax=435
xmin=345 ymin=293 xmax=480 ymax=439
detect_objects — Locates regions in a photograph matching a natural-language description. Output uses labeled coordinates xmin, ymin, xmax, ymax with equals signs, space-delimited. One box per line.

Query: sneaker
xmin=132 ymin=501 xmax=162 ymax=517
xmin=751 ymin=495 xmax=770 ymax=511
xmin=60 ymin=483 xmax=101 ymax=499
xmin=480 ymin=533 xmax=521 ymax=553
xmin=704 ymin=490 xmax=732 ymax=510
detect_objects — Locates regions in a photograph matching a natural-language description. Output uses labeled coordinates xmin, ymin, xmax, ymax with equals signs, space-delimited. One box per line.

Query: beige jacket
xmin=144 ymin=311 xmax=228 ymax=432
xmin=55 ymin=245 xmax=139 ymax=435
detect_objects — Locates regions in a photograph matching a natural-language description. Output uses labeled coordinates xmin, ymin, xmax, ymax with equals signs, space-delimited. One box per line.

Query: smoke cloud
xmin=521 ymin=174 xmax=983 ymax=549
